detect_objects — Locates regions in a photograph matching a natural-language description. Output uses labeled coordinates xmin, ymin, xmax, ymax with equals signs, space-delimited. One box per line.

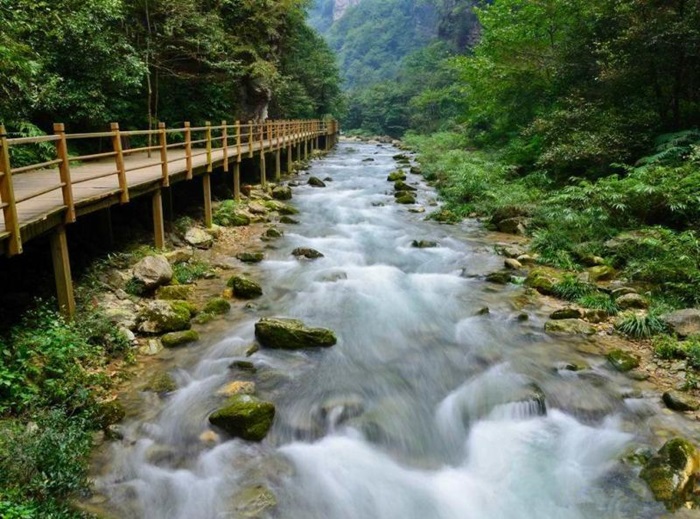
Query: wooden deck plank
xmin=0 ymin=132 xmax=321 ymax=245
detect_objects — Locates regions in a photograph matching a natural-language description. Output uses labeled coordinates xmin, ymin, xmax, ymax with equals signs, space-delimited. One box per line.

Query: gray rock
xmin=308 ymin=176 xmax=326 ymax=187
xmin=616 ymin=293 xmax=648 ymax=310
xmin=184 ymin=228 xmax=214 ymax=249
xmin=550 ymin=307 xmax=583 ymax=320
xmin=271 ymin=185 xmax=292 ymax=201
xmin=661 ymin=309 xmax=700 ymax=338
xmin=662 ymin=390 xmax=700 ymax=412
xmin=132 ymin=255 xmax=173 ymax=291
xmin=164 ymin=249 xmax=194 ymax=265
xmin=544 ymin=319 xmax=596 ymax=335
xmin=292 ymin=247 xmax=324 ymax=259
xmin=504 ymin=258 xmax=523 ymax=270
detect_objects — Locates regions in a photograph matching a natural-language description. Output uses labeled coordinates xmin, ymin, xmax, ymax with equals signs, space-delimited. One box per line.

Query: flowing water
xmin=93 ymin=143 xmax=691 ymax=518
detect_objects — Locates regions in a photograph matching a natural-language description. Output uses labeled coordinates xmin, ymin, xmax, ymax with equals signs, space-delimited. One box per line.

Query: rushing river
xmin=93 ymin=143 xmax=688 ymax=518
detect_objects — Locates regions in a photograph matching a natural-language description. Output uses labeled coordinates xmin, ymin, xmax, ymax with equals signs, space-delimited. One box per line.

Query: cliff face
xmin=333 ymin=0 xmax=362 ymax=21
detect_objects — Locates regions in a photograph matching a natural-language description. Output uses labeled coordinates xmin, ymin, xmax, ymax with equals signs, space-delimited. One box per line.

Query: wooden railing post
xmin=275 ymin=122 xmax=281 ymax=182
xmin=205 ymin=121 xmax=213 ymax=173
xmin=53 ymin=123 xmax=75 ymax=223
xmin=158 ymin=122 xmax=169 ymax=187
xmin=0 ymin=124 xmax=22 ymax=255
xmin=248 ymin=120 xmax=253 ymax=158
xmin=259 ymin=120 xmax=267 ymax=189
xmin=222 ymin=120 xmax=229 ymax=173
xmin=110 ymin=123 xmax=129 ymax=203
xmin=184 ymin=121 xmax=193 ymax=179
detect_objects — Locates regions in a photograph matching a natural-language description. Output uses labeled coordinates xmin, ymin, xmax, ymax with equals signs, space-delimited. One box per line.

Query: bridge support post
xmin=233 ymin=161 xmax=241 ymax=201
xmin=259 ymin=152 xmax=267 ymax=189
xmin=275 ymin=148 xmax=281 ymax=182
xmin=50 ymin=225 xmax=75 ymax=318
xmin=203 ymin=173 xmax=213 ymax=228
xmin=152 ymin=189 xmax=166 ymax=249
xmin=287 ymin=144 xmax=293 ymax=173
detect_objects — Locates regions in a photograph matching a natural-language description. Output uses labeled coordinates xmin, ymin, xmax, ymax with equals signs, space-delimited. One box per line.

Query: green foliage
xmin=0 ymin=409 xmax=93 ymax=518
xmin=552 ymin=275 xmax=594 ymax=301
xmin=686 ymin=338 xmax=700 ymax=371
xmin=173 ymin=260 xmax=211 ymax=285
xmin=652 ymin=335 xmax=687 ymax=361
xmin=615 ymin=312 xmax=667 ymax=339
xmin=6 ymin=122 xmax=55 ymax=169
xmin=576 ymin=293 xmax=619 ymax=315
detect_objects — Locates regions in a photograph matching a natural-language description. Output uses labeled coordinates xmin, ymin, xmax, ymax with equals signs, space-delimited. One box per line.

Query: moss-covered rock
xmin=203 ymin=297 xmax=231 ymax=315
xmin=161 ymin=329 xmax=200 ymax=348
xmin=395 ymin=193 xmax=416 ymax=204
xmin=308 ymin=176 xmax=326 ymax=187
xmin=524 ymin=268 xmax=564 ymax=296
xmin=639 ymin=437 xmax=700 ymax=510
xmin=428 ymin=208 xmax=459 ymax=224
xmin=271 ymin=185 xmax=292 ymax=200
xmin=615 ymin=293 xmax=648 ymax=310
xmin=227 ymin=276 xmax=263 ymax=299
xmin=208 ymin=394 xmax=275 ymax=441
xmin=387 ymin=170 xmax=406 ymax=182
xmin=486 ymin=271 xmax=512 ymax=285
xmin=254 ymin=317 xmax=337 ymax=349
xmin=236 ymin=251 xmax=265 ymax=263
xmin=213 ymin=200 xmax=251 ymax=227
xmin=662 ymin=391 xmax=700 ymax=412
xmin=587 ymin=265 xmax=616 ymax=282
xmin=156 ymin=285 xmax=194 ymax=301
xmin=606 ymin=349 xmax=640 ymax=372
xmin=394 ymin=181 xmax=417 ymax=192
xmin=544 ymin=319 xmax=596 ymax=335
xmin=411 ymin=240 xmax=438 ymax=249
xmin=280 ymin=216 xmax=299 ymax=225
xmin=138 ymin=300 xmax=192 ymax=334
xmin=192 ymin=312 xmax=215 ymax=325
xmin=292 ymin=247 xmax=324 ymax=259
xmin=93 ymin=400 xmax=126 ymax=429
xmin=275 ymin=203 xmax=299 ymax=215
xmin=145 ymin=372 xmax=177 ymax=393
xmin=262 ymin=227 xmax=283 ymax=240
xmin=550 ymin=308 xmax=583 ymax=320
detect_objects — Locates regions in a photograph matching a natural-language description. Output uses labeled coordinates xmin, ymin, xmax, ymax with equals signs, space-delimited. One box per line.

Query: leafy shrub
xmin=685 ymin=337 xmax=700 ymax=370
xmin=552 ymin=275 xmax=594 ymax=301
xmin=577 ymin=293 xmax=619 ymax=315
xmin=615 ymin=312 xmax=667 ymax=339
xmin=173 ymin=260 xmax=211 ymax=284
xmin=652 ymin=335 xmax=687 ymax=360
xmin=7 ymin=122 xmax=56 ymax=169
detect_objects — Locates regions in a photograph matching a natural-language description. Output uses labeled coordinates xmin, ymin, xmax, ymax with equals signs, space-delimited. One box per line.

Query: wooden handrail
xmin=0 ymin=118 xmax=338 ymax=255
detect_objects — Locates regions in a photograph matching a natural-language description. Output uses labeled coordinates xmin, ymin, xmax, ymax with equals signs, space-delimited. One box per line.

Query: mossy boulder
xmin=203 ymin=297 xmax=231 ymax=315
xmin=208 ymin=395 xmax=275 ymax=441
xmin=271 ymin=185 xmax=292 ymax=201
xmin=292 ymin=247 xmax=324 ymax=259
xmin=146 ymin=372 xmax=177 ymax=393
xmin=236 ymin=251 xmax=265 ymax=263
xmin=587 ymin=265 xmax=616 ymax=282
xmin=606 ymin=349 xmax=640 ymax=372
xmin=395 ymin=193 xmax=416 ymax=205
xmin=394 ymin=181 xmax=417 ymax=192
xmin=227 ymin=276 xmax=263 ymax=299
xmin=138 ymin=300 xmax=192 ymax=334
xmin=544 ymin=319 xmax=596 ymax=335
xmin=93 ymin=400 xmax=126 ymax=429
xmin=428 ymin=208 xmax=459 ymax=223
xmin=254 ymin=317 xmax=337 ymax=349
xmin=661 ymin=309 xmax=700 ymax=338
xmin=662 ymin=391 xmax=700 ymax=412
xmin=161 ymin=329 xmax=199 ymax=348
xmin=615 ymin=293 xmax=648 ymax=310
xmin=276 ymin=203 xmax=299 ymax=216
xmin=262 ymin=227 xmax=283 ymax=240
xmin=280 ymin=216 xmax=299 ymax=225
xmin=550 ymin=308 xmax=583 ymax=320
xmin=486 ymin=271 xmax=512 ymax=285
xmin=308 ymin=176 xmax=326 ymax=188
xmin=524 ymin=268 xmax=565 ymax=296
xmin=639 ymin=438 xmax=700 ymax=510
xmin=387 ymin=170 xmax=406 ymax=182
xmin=156 ymin=285 xmax=194 ymax=301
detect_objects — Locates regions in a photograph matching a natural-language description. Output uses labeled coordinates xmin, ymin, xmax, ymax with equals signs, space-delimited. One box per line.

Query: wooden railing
xmin=0 ymin=119 xmax=338 ymax=256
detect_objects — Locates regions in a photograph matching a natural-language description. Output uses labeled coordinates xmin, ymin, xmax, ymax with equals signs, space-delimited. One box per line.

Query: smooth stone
xmin=504 ymin=258 xmax=523 ymax=270
xmin=161 ymin=329 xmax=199 ymax=348
xmin=271 ymin=185 xmax=292 ymax=201
xmin=411 ymin=240 xmax=438 ymax=248
xmin=254 ymin=317 xmax=337 ymax=349
xmin=217 ymin=381 xmax=256 ymax=397
xmin=208 ymin=395 xmax=275 ymax=441
xmin=227 ymin=276 xmax=263 ymax=299
xmin=132 ymin=255 xmax=173 ymax=291
xmin=606 ymin=349 xmax=640 ymax=372
xmin=292 ymin=247 xmax=324 ymax=259
xmin=550 ymin=307 xmax=583 ymax=320
xmin=661 ymin=309 xmax=700 ymax=338
xmin=184 ymin=228 xmax=214 ymax=249
xmin=616 ymin=293 xmax=648 ymax=310
xmin=236 ymin=251 xmax=265 ymax=263
xmin=308 ymin=176 xmax=326 ymax=187
xmin=203 ymin=297 xmax=231 ymax=315
xmin=662 ymin=390 xmax=700 ymax=412
xmin=138 ymin=300 xmax=192 ymax=334
xmin=544 ymin=319 xmax=596 ymax=335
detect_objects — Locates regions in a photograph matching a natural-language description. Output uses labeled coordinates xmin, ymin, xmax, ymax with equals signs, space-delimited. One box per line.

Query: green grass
xmin=173 ymin=260 xmax=211 ymax=284
xmin=615 ymin=312 xmax=668 ymax=339
xmin=576 ymin=292 xmax=619 ymax=315
xmin=552 ymin=275 xmax=594 ymax=301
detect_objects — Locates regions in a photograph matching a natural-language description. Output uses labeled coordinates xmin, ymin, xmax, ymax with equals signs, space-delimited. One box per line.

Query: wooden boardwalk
xmin=0 ymin=119 xmax=338 ymax=314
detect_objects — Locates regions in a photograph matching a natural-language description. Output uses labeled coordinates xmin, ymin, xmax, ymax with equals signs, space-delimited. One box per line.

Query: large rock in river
xmin=255 ymin=318 xmax=337 ymax=349
xmin=227 ymin=275 xmax=263 ymax=299
xmin=208 ymin=394 xmax=275 ymax=441
xmin=639 ymin=437 xmax=700 ymax=510
xmin=138 ymin=300 xmax=192 ymax=334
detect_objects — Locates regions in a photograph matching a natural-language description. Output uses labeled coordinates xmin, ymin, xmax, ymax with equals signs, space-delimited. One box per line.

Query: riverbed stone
xmin=550 ymin=307 xmax=583 ymax=320
xmin=161 ymin=329 xmax=199 ymax=348
xmin=145 ymin=372 xmax=177 ymax=393
xmin=262 ymin=227 xmax=283 ymax=240
xmin=227 ymin=276 xmax=263 ymax=299
xmin=132 ymin=255 xmax=173 ymax=292
xmin=247 ymin=202 xmax=269 ymax=216
xmin=661 ymin=309 xmax=700 ymax=338
xmin=395 ymin=193 xmax=416 ymax=204
xmin=203 ymin=297 xmax=231 ymax=315
xmin=504 ymin=258 xmax=523 ymax=270
xmin=308 ymin=176 xmax=326 ymax=188
xmin=254 ymin=317 xmax=337 ymax=349
xmin=615 ymin=293 xmax=648 ymax=310
xmin=292 ymin=247 xmax=324 ymax=259
xmin=271 ymin=185 xmax=292 ymax=201
xmin=587 ymin=265 xmax=616 ymax=282
xmin=231 ymin=484 xmax=277 ymax=518
xmin=280 ymin=216 xmax=299 ymax=224
xmin=544 ymin=319 xmax=596 ymax=335
xmin=184 ymin=228 xmax=214 ymax=249
xmin=394 ymin=180 xmax=417 ymax=192
xmin=486 ymin=271 xmax=511 ymax=284
xmin=497 ymin=217 xmax=527 ymax=235
xmin=208 ymin=395 xmax=275 ymax=441
xmin=213 ymin=201 xmax=251 ymax=227
xmin=524 ymin=267 xmax=564 ymax=296
xmin=236 ymin=251 xmax=265 ymax=263
xmin=662 ymin=391 xmax=700 ymax=412
xmin=639 ymin=437 xmax=700 ymax=509
xmin=138 ymin=300 xmax=192 ymax=334
xmin=411 ymin=240 xmax=438 ymax=249
xmin=606 ymin=349 xmax=640 ymax=372
xmin=387 ymin=170 xmax=406 ymax=182
xmin=494 ymin=244 xmax=525 ymax=258
xmin=217 ymin=381 xmax=256 ymax=397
